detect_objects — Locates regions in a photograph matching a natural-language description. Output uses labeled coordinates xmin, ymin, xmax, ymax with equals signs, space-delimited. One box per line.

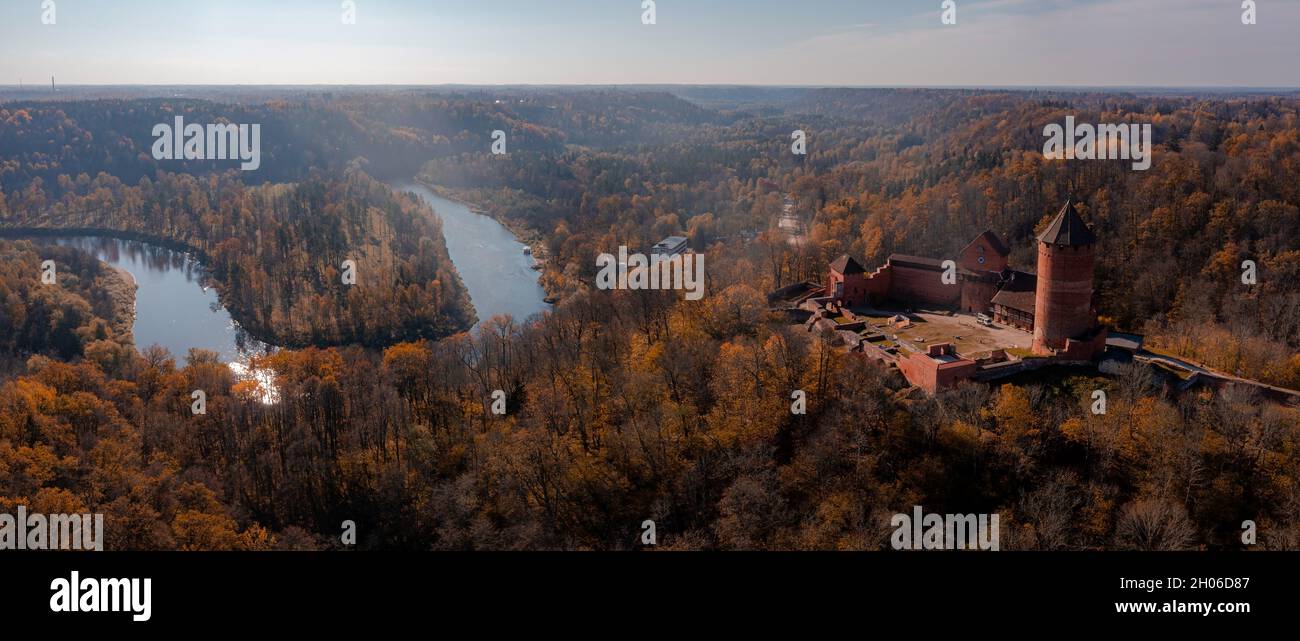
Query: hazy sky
xmin=1 ymin=0 xmax=1297 ymax=86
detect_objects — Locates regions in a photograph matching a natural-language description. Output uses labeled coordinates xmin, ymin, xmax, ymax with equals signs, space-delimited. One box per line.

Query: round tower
xmin=1032 ymin=198 xmax=1097 ymax=355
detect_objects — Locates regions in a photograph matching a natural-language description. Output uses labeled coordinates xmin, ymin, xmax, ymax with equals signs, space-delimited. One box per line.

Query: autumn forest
xmin=1 ymin=87 xmax=1299 ymax=550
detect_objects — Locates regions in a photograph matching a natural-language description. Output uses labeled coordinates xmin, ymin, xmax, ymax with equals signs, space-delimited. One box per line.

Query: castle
xmin=818 ymin=199 xmax=1108 ymax=392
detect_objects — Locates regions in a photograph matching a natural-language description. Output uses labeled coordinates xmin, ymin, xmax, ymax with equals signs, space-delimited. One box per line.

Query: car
xmin=976 ymin=313 xmax=993 ymax=327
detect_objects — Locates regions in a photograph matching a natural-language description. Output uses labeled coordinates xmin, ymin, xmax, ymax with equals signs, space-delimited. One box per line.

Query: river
xmin=32 ymin=235 xmax=270 ymax=364
xmin=13 ymin=184 xmax=547 ymax=373
xmin=390 ymin=182 xmax=551 ymax=330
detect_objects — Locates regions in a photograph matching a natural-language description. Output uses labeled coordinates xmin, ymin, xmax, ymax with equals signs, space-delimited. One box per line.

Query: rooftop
xmin=966 ymin=230 xmax=1010 ymax=257
xmin=1038 ymin=197 xmax=1097 ymax=246
xmin=1106 ymin=332 xmax=1145 ymax=351
xmin=652 ymin=236 xmax=689 ymax=254
xmin=990 ymin=270 xmax=1037 ymax=313
xmin=888 ymin=254 xmax=945 ymax=270
xmin=830 ymin=254 xmax=867 ymax=275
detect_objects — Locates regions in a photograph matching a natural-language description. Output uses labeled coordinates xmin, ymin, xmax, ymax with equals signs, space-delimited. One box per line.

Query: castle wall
xmin=827 ymin=270 xmax=862 ymax=305
xmin=888 ymin=265 xmax=961 ymax=307
xmin=961 ymin=278 xmax=1000 ymax=314
xmin=828 ymin=264 xmax=891 ymax=307
xmin=863 ymin=265 xmax=891 ymax=302
xmin=897 ymin=350 xmax=979 ymax=394
xmin=1057 ymin=330 xmax=1109 ymax=362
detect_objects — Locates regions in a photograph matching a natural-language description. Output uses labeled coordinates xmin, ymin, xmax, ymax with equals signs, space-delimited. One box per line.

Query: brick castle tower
xmin=1032 ymin=198 xmax=1098 ymax=355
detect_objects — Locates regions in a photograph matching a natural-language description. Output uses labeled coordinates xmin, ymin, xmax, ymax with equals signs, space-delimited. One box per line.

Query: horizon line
xmin=3 ymin=83 xmax=1300 ymax=91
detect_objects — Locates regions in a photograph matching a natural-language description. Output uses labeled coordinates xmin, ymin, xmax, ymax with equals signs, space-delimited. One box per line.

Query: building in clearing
xmin=651 ymin=236 xmax=689 ymax=258
xmin=814 ymin=198 xmax=1107 ymax=392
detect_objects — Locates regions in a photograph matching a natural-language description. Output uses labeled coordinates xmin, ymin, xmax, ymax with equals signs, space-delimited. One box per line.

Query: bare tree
xmin=1114 ymin=498 xmax=1197 ymax=551
xmin=1019 ymin=471 xmax=1082 ymax=550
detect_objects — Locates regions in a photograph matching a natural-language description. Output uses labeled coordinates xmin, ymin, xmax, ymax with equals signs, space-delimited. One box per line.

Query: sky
xmin=1 ymin=0 xmax=1297 ymax=87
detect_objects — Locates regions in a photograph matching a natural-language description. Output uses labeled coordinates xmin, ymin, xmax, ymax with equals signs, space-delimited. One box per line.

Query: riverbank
xmin=0 ymin=227 xmax=268 ymax=347
xmin=102 ymin=263 xmax=137 ymax=345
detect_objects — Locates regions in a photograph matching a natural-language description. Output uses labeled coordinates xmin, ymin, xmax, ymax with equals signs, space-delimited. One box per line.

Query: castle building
xmin=990 ymin=271 xmax=1036 ymax=331
xmin=1031 ymin=198 xmax=1100 ymax=356
xmin=818 ymin=198 xmax=1107 ymax=392
xmin=826 ymin=233 xmax=1015 ymax=314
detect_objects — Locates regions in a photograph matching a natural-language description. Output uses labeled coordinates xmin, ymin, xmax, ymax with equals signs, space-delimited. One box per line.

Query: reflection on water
xmin=32 ymin=235 xmax=271 ymax=366
xmin=392 ymin=182 xmax=551 ymax=330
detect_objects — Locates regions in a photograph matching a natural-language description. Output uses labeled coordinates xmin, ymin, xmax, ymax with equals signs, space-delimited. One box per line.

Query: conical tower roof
xmin=1037 ymin=197 xmax=1097 ymax=246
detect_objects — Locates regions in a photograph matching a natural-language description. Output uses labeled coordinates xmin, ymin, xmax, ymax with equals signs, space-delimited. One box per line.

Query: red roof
xmin=965 ymin=230 xmax=1010 ymax=257
xmin=991 ymin=270 xmax=1037 ymax=313
xmin=830 ymin=255 xmax=867 ymax=275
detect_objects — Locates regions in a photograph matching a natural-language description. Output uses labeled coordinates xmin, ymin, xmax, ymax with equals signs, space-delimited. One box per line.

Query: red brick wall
xmin=888 ymin=265 xmax=961 ymax=307
xmin=828 ymin=270 xmax=856 ymax=303
xmin=1033 ymin=242 xmax=1095 ymax=354
xmin=897 ymin=350 xmax=978 ymax=393
xmin=830 ymin=264 xmax=892 ymax=306
xmin=1057 ymin=329 xmax=1108 ymax=361
xmin=863 ymin=265 xmax=891 ymax=302
xmin=961 ymin=279 xmax=1000 ymax=314
xmin=960 ymin=241 xmax=1008 ymax=273
xmin=896 ymin=352 xmax=940 ymax=394
xmin=934 ymin=360 xmax=980 ymax=391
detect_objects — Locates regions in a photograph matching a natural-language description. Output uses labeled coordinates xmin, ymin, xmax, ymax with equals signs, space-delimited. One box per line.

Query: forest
xmin=420 ymin=89 xmax=1300 ymax=389
xmin=0 ymin=88 xmax=1298 ymax=550
xmin=0 ymin=168 xmax=474 ymax=347
xmin=1 ymin=251 xmax=1297 ymax=550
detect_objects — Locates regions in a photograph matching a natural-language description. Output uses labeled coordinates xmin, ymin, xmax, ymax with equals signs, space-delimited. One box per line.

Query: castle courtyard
xmin=892 ymin=311 xmax=1033 ymax=357
xmin=791 ymin=199 xmax=1109 ymax=393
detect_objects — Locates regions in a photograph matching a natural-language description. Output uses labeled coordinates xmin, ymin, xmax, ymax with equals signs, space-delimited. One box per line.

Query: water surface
xmin=392 ymin=182 xmax=551 ymax=329
xmin=17 ymin=184 xmax=550 ymax=362
xmin=35 ymin=235 xmax=269 ymax=364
